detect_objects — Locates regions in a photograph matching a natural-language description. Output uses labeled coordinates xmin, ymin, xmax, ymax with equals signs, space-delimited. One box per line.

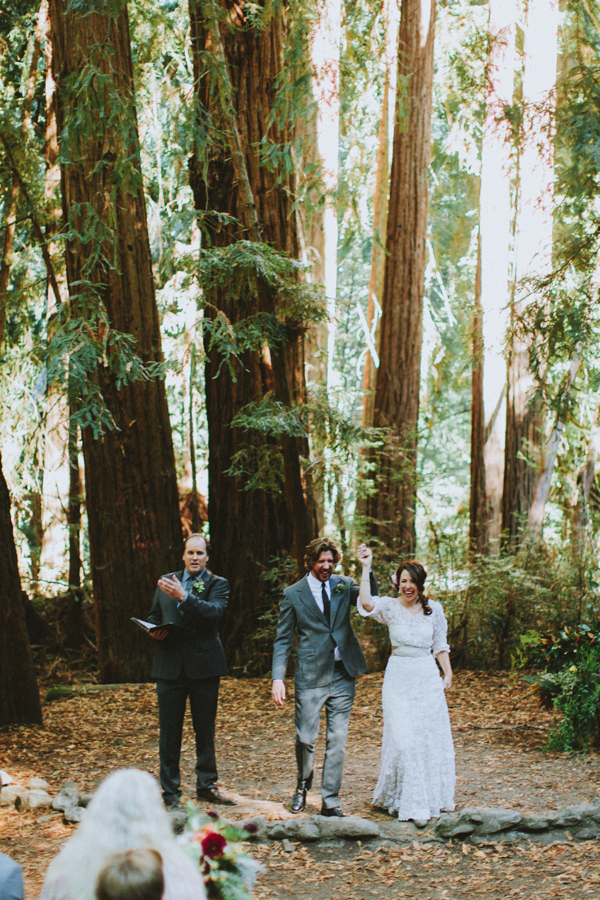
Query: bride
xmin=357 ymin=544 xmax=455 ymax=821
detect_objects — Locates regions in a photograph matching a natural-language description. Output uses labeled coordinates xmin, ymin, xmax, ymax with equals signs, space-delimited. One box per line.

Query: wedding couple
xmin=271 ymin=537 xmax=455 ymax=821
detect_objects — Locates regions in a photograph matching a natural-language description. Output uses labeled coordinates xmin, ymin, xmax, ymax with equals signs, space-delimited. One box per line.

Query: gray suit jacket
xmin=272 ymin=573 xmax=376 ymax=689
xmin=147 ymin=568 xmax=228 ymax=680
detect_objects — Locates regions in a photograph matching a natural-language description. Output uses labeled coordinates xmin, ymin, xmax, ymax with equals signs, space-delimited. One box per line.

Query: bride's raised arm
xmin=357 ymin=543 xmax=375 ymax=611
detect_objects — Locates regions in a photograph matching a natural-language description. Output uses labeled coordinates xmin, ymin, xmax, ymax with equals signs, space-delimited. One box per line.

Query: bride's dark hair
xmin=395 ymin=560 xmax=431 ymax=615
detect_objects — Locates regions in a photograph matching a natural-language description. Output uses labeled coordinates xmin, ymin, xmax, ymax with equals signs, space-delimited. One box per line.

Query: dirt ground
xmin=2 ymin=670 xmax=600 ymax=898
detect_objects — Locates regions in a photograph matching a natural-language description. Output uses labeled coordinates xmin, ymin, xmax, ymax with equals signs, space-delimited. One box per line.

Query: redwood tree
xmin=189 ymin=0 xmax=316 ymax=666
xmin=366 ymin=0 xmax=436 ymax=558
xmin=0 ymin=452 xmax=42 ymax=726
xmin=48 ymin=0 xmax=182 ymax=682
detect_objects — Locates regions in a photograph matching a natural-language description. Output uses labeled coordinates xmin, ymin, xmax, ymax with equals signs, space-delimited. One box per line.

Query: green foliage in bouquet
xmin=181 ymin=807 xmax=262 ymax=900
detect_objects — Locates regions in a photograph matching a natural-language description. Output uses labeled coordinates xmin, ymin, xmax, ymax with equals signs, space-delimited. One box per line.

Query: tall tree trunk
xmin=0 ymin=452 xmax=42 ymax=726
xmin=572 ymin=409 xmax=599 ymax=563
xmin=48 ymin=0 xmax=182 ymax=682
xmin=479 ymin=0 xmax=516 ymax=551
xmin=524 ymin=356 xmax=581 ymax=541
xmin=40 ymin=3 xmax=73 ymax=589
xmin=366 ymin=0 xmax=436 ymax=558
xmin=189 ymin=0 xmax=316 ymax=667
xmin=296 ymin=0 xmax=342 ymax=532
xmin=361 ymin=0 xmax=398 ymax=430
xmin=356 ymin=0 xmax=398 ymax=525
xmin=502 ymin=0 xmax=558 ymax=549
xmin=469 ymin=234 xmax=487 ymax=555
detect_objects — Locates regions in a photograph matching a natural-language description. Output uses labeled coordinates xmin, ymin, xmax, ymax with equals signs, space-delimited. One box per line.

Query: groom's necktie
xmin=322 ymin=583 xmax=330 ymax=625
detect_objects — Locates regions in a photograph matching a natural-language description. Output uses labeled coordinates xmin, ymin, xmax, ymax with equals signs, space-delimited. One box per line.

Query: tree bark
xmin=469 ymin=234 xmax=487 ymax=555
xmin=524 ymin=356 xmax=581 ymax=540
xmin=0 ymin=452 xmax=42 ymax=726
xmin=479 ymin=0 xmax=516 ymax=551
xmin=502 ymin=0 xmax=558 ymax=549
xmin=366 ymin=0 xmax=436 ymax=558
xmin=48 ymin=0 xmax=182 ymax=682
xmin=361 ymin=0 xmax=398 ymax=430
xmin=189 ymin=0 xmax=316 ymax=667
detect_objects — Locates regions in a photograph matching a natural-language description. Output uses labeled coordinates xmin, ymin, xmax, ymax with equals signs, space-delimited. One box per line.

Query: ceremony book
xmin=130 ymin=617 xmax=183 ymax=635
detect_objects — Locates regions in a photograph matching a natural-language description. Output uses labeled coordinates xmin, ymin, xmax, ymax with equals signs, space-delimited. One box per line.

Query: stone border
xmin=239 ymin=801 xmax=600 ymax=846
xmin=7 ymin=777 xmax=600 ymax=845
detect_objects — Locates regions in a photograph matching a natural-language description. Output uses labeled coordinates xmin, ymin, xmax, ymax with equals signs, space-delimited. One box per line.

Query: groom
xmin=271 ymin=537 xmax=376 ymax=817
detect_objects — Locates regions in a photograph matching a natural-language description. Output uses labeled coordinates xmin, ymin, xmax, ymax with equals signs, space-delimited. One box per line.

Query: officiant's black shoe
xmin=197 ymin=787 xmax=237 ymax=806
xmin=291 ymin=787 xmax=307 ymax=813
xmin=164 ymin=795 xmax=185 ymax=812
xmin=320 ymin=805 xmax=346 ymax=817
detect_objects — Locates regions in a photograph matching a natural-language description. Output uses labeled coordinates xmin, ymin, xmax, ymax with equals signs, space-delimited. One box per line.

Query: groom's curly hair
xmin=304 ymin=537 xmax=341 ymax=570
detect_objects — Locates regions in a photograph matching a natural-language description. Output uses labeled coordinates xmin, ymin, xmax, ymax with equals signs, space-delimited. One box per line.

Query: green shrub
xmin=431 ymin=546 xmax=600 ymax=670
xmin=515 ymin=627 xmax=600 ymax=751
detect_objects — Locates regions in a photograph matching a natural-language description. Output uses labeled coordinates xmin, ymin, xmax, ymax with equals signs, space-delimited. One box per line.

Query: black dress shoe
xmin=196 ymin=787 xmax=237 ymax=806
xmin=164 ymin=796 xmax=185 ymax=812
xmin=291 ymin=787 xmax=307 ymax=813
xmin=320 ymin=805 xmax=346 ymax=817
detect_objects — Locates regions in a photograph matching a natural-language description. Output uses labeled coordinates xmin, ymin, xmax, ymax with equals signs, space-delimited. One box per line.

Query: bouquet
xmin=181 ymin=807 xmax=263 ymax=900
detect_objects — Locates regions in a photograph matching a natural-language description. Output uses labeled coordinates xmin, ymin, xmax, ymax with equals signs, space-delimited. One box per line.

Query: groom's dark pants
xmin=156 ymin=672 xmax=220 ymax=800
xmin=294 ymin=664 xmax=356 ymax=809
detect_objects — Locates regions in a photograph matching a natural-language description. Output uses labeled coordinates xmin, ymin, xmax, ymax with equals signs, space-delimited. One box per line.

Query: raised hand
xmin=357 ymin=542 xmax=372 ymax=569
xmin=157 ymin=573 xmax=186 ymax=601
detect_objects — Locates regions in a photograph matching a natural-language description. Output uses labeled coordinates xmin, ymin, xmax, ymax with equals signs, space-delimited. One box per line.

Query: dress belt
xmin=392 ymin=646 xmax=431 ymax=658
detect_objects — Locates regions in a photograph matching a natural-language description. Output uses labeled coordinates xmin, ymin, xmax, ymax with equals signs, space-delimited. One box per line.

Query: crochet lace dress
xmin=358 ymin=595 xmax=456 ymax=820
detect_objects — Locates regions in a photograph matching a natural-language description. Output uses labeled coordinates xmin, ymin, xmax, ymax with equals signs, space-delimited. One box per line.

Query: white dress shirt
xmin=306 ymin=572 xmax=341 ymax=661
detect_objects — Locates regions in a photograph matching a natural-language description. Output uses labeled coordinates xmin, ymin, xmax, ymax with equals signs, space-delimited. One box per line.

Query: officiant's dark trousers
xmin=156 ymin=672 xmax=220 ymax=800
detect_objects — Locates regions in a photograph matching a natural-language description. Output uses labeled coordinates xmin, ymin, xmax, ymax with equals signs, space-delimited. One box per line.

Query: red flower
xmin=201 ymin=831 xmax=227 ymax=859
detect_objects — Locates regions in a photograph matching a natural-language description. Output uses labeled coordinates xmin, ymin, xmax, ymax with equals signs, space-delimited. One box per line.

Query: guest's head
xmin=96 ymin=849 xmax=164 ymax=900
xmin=304 ymin=537 xmax=340 ymax=581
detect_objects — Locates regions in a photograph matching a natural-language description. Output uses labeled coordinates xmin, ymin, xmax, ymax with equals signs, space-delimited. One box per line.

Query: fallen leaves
xmin=1 ymin=671 xmax=600 ymax=899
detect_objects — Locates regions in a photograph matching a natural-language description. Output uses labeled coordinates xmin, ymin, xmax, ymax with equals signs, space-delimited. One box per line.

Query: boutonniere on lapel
xmin=332 ymin=582 xmax=353 ymax=596
xmin=191 ymin=580 xmax=205 ymax=595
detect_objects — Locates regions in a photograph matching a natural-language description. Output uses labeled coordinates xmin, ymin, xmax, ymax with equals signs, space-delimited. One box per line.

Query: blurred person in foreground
xmin=0 ymin=776 xmax=24 ymax=900
xmin=39 ymin=769 xmax=205 ymax=900
xmin=95 ymin=849 xmax=164 ymax=900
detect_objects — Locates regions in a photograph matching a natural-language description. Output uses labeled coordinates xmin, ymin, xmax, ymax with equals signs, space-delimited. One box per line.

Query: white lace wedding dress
xmin=358 ymin=595 xmax=455 ymax=820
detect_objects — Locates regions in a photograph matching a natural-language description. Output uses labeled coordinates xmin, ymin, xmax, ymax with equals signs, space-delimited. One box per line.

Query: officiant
xmin=147 ymin=533 xmax=236 ymax=811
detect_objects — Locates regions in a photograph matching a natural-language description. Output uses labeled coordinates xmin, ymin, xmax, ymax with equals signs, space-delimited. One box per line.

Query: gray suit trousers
xmin=294 ymin=665 xmax=356 ymax=809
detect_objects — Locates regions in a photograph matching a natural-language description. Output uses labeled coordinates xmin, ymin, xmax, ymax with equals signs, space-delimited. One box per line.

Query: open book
xmin=130 ymin=617 xmax=183 ymax=635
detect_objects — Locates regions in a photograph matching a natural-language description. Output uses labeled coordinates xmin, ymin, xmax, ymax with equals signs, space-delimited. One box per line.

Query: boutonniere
xmin=191 ymin=580 xmax=205 ymax=595
xmin=332 ymin=582 xmax=353 ymax=595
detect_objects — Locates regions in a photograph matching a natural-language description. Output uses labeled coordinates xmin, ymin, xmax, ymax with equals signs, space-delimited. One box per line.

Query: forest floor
xmin=2 ymin=671 xmax=600 ymax=898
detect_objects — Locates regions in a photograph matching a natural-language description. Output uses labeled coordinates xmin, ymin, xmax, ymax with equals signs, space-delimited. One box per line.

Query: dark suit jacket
xmin=147 ymin=568 xmax=228 ymax=680
xmin=271 ymin=572 xmax=377 ymax=690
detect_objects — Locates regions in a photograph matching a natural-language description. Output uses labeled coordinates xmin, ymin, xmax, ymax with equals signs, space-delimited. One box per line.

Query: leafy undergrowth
xmin=1 ymin=671 xmax=600 ymax=898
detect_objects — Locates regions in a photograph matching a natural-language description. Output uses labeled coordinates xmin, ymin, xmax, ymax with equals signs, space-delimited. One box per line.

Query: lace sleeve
xmin=431 ymin=601 xmax=450 ymax=655
xmin=357 ymin=594 xmax=390 ymax=625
